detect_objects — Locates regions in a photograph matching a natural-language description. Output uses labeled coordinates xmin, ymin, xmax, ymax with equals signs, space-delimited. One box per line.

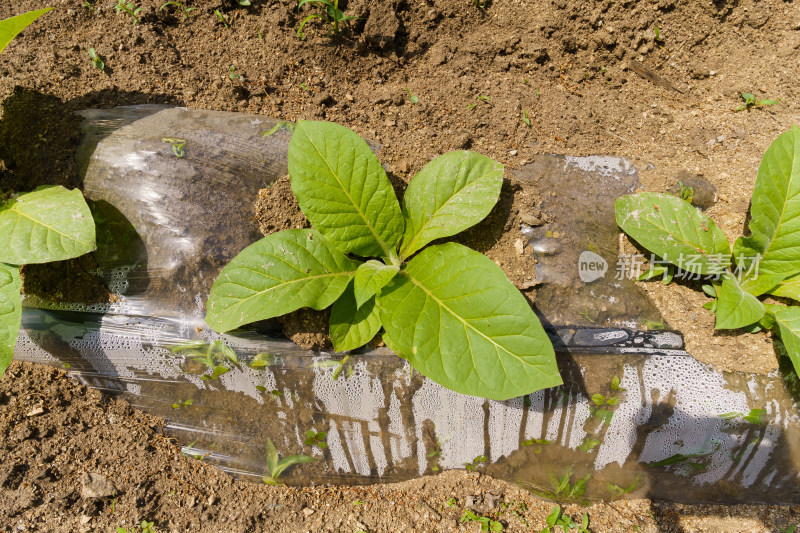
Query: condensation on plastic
xmin=13 ymin=106 xmax=800 ymax=504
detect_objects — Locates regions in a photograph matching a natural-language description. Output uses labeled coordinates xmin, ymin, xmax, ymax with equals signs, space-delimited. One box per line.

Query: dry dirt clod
xmin=79 ymin=472 xmax=117 ymax=499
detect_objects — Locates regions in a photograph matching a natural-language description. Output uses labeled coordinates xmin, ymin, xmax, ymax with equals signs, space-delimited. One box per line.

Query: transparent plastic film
xmin=11 ymin=107 xmax=800 ymax=503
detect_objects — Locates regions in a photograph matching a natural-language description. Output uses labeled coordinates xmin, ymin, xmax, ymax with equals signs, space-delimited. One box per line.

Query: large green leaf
xmin=378 ymin=243 xmax=561 ymax=400
xmin=288 ymin=121 xmax=403 ymax=260
xmin=0 ymin=263 xmax=21 ymax=377
xmin=205 ymin=229 xmax=360 ymax=332
xmin=615 ymin=193 xmax=730 ymax=275
xmin=772 ymin=306 xmax=800 ymax=378
xmin=740 ymin=273 xmax=783 ymax=297
xmin=0 ymin=186 xmax=96 ymax=265
xmin=715 ymin=275 xmax=765 ymax=330
xmin=329 ymin=283 xmax=382 ymax=352
xmin=768 ymin=272 xmax=800 ymax=302
xmin=398 ymin=151 xmax=503 ymax=259
xmin=353 ymin=260 xmax=398 ymax=308
xmin=734 ymin=126 xmax=800 ymax=277
xmin=0 ymin=8 xmax=52 ymax=55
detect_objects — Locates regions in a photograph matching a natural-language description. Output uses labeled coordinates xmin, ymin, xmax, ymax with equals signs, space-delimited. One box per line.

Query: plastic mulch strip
xmin=15 ymin=107 xmax=800 ymax=504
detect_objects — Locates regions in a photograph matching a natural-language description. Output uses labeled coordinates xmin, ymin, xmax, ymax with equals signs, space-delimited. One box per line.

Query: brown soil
xmin=1 ymin=0 xmax=800 ymax=527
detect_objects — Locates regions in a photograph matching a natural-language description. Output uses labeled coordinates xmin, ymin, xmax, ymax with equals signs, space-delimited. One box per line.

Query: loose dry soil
xmin=1 ymin=0 xmax=800 ymax=530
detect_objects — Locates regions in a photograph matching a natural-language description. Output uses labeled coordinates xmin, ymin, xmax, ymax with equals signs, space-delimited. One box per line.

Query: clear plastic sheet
xmin=14 ymin=107 xmax=800 ymax=503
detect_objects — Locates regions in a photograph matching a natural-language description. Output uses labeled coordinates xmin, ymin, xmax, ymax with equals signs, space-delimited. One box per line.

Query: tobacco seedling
xmin=115 ymin=0 xmax=143 ymax=24
xmin=590 ymin=393 xmax=618 ymax=406
xmin=464 ymin=454 xmax=488 ymax=471
xmin=169 ymin=340 xmax=238 ymax=380
xmin=260 ymin=121 xmax=295 ymax=138
xmin=472 ymin=0 xmax=488 ymax=11
xmin=205 ymin=120 xmax=561 ymax=400
xmin=161 ymin=137 xmax=186 ymax=157
xmin=171 ymin=398 xmax=193 ymax=409
xmin=522 ymin=109 xmax=531 ymax=127
xmin=653 ymin=25 xmax=664 ymax=44
xmin=404 ymin=87 xmax=419 ymax=104
xmin=296 ymin=0 xmax=357 ymax=39
xmin=616 ymin=126 xmax=800 ymax=379
xmin=228 ymin=65 xmax=240 ymax=80
xmin=735 ymin=92 xmax=780 ymax=111
xmin=213 ymin=9 xmax=229 ymax=28
xmin=461 ymin=510 xmax=503 ymax=532
xmin=88 ymin=47 xmax=104 ymax=70
xmin=159 ymin=2 xmax=196 ymax=21
xmin=542 ymin=505 xmax=590 ymax=533
xmin=262 ymin=438 xmax=315 ymax=485
xmin=83 ymin=1 xmax=95 ymax=12
xmin=719 ymin=408 xmax=765 ymax=424
xmin=466 ymin=95 xmax=491 ymax=110
xmin=525 ymin=467 xmax=590 ymax=504
xmin=304 ymin=429 xmax=327 ymax=448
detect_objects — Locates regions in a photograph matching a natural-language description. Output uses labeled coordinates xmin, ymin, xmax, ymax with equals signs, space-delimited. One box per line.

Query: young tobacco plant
xmin=206 ymin=121 xmax=561 ymax=400
xmin=615 ymin=126 xmax=800 ymax=377
xmin=0 ymin=9 xmax=97 ymax=378
xmin=296 ymin=0 xmax=357 ymax=39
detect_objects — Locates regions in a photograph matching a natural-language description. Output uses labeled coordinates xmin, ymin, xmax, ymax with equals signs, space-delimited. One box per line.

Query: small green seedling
xmin=676 ymin=180 xmax=694 ymax=203
xmin=653 ymin=25 xmax=664 ymax=44
xmin=472 ymin=0 xmax=488 ymax=11
xmin=736 ymin=92 xmax=780 ymax=111
xmin=161 ymin=137 xmax=186 ymax=157
xmin=171 ymin=398 xmax=193 ymax=409
xmin=115 ymin=0 xmax=143 ymax=24
xmin=205 ymin=121 xmax=561 ymax=400
xmin=83 ymin=1 xmax=95 ymax=12
xmin=522 ymin=109 xmax=531 ymax=127
xmin=521 ymin=437 xmax=550 ymax=453
xmin=296 ymin=0 xmax=357 ymax=38
xmin=719 ymin=408 xmax=766 ymax=424
xmin=577 ymin=436 xmax=600 ymax=453
xmin=260 ymin=121 xmax=295 ymax=138
xmin=140 ymin=521 xmax=156 ymax=533
xmin=542 ymin=505 xmax=590 ymax=533
xmin=446 ymin=497 xmax=457 ymax=508
xmin=262 ymin=438 xmax=315 ymax=485
xmin=404 ymin=87 xmax=419 ymax=104
xmin=464 ymin=454 xmax=488 ymax=471
xmin=590 ymin=393 xmax=618 ymax=406
xmin=610 ymin=375 xmax=625 ymax=392
xmin=228 ymin=65 xmax=240 ymax=80
xmin=88 ymin=48 xmax=104 ymax=70
xmin=304 ymin=429 xmax=327 ymax=448
xmin=213 ymin=9 xmax=229 ymax=28
xmin=607 ymin=476 xmax=640 ymax=499
xmin=236 ymin=0 xmax=251 ymax=5
xmin=249 ymin=352 xmax=276 ymax=368
xmin=352 ymin=499 xmax=365 ymax=506
xmin=159 ymin=2 xmax=196 ymax=21
xmin=615 ymin=126 xmax=800 ymax=379
xmin=780 ymin=525 xmax=797 ymax=533
xmin=169 ymin=339 xmax=238 ymax=380
xmin=461 ymin=510 xmax=503 ymax=532
xmin=467 ymin=95 xmax=491 ymax=110
xmin=526 ymin=467 xmax=590 ymax=504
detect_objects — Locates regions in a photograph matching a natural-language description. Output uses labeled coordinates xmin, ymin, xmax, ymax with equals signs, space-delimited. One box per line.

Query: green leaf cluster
xmin=262 ymin=438 xmax=315 ymax=485
xmin=615 ymin=125 xmax=800 ymax=378
xmin=541 ymin=504 xmax=590 ymax=533
xmin=296 ymin=0 xmax=357 ymax=39
xmin=206 ymin=120 xmax=561 ymax=400
xmin=0 ymin=186 xmax=97 ymax=376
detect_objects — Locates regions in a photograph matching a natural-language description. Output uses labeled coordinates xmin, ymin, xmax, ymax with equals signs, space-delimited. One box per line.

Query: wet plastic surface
xmin=14 ymin=107 xmax=800 ymax=503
